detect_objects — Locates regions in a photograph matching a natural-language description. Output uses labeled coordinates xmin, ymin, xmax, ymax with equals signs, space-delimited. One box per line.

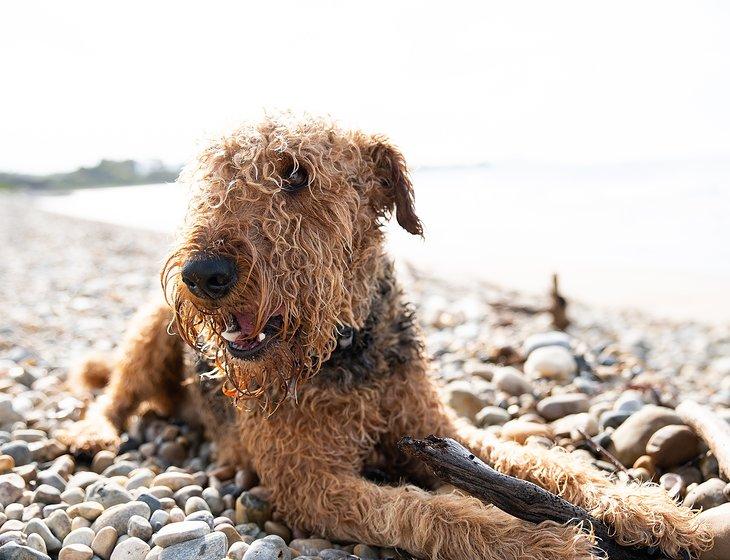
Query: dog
xmin=64 ymin=114 xmax=710 ymax=560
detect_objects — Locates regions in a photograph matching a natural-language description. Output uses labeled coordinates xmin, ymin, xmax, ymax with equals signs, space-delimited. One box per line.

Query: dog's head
xmin=163 ymin=114 xmax=421 ymax=407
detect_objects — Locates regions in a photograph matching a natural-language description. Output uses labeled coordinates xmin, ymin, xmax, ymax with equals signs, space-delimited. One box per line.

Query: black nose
xmin=181 ymin=254 xmax=237 ymax=300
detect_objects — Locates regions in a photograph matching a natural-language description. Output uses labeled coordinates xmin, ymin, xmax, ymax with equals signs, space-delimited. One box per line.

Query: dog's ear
xmin=366 ymin=135 xmax=423 ymax=236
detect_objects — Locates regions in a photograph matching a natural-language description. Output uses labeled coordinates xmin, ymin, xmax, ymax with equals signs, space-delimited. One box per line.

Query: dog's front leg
xmin=248 ymin=409 xmax=597 ymax=560
xmin=454 ymin=421 xmax=712 ymax=559
xmin=263 ymin=468 xmax=597 ymax=560
xmin=59 ymin=301 xmax=186 ymax=454
xmin=385 ymin=372 xmax=712 ymax=559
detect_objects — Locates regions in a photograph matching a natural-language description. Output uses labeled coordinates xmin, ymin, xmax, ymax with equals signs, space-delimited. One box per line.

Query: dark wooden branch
xmin=398 ymin=436 xmax=669 ymax=560
xmin=550 ymin=273 xmax=570 ymax=330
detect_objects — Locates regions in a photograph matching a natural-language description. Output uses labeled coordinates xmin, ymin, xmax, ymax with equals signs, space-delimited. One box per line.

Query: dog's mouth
xmin=221 ymin=311 xmax=283 ymax=360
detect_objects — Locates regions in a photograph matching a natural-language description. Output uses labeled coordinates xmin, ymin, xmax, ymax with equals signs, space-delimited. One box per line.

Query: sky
xmin=2 ymin=1 xmax=730 ymax=174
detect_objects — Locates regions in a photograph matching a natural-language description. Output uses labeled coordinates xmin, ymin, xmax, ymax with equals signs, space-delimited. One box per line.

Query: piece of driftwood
xmin=550 ymin=273 xmax=570 ymax=330
xmin=677 ymin=400 xmax=730 ymax=479
xmin=398 ymin=436 xmax=669 ymax=560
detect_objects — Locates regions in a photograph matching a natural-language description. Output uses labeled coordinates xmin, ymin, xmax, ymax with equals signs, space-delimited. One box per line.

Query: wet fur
xmin=63 ymin=114 xmax=712 ymax=560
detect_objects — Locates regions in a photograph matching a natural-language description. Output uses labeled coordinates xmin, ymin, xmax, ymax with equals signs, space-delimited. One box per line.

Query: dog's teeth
xmin=257 ymin=332 xmax=266 ymax=341
xmin=221 ymin=330 xmax=242 ymax=342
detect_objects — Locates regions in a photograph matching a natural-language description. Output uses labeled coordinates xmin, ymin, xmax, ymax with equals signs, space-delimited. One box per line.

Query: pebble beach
xmin=1 ymin=193 xmax=729 ymax=560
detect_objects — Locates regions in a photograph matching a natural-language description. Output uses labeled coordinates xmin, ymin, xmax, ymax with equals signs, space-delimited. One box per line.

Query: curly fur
xmin=63 ymin=113 xmax=712 ymax=560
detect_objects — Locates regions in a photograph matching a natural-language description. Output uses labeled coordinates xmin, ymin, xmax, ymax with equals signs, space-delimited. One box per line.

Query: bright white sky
xmin=3 ymin=1 xmax=730 ymax=173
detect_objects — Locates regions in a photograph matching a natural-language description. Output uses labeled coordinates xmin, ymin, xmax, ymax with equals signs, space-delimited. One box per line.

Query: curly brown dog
xmin=64 ymin=114 xmax=711 ymax=560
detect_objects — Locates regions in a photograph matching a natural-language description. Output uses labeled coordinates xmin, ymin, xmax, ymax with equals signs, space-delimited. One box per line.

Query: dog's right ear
xmin=365 ymin=135 xmax=423 ymax=236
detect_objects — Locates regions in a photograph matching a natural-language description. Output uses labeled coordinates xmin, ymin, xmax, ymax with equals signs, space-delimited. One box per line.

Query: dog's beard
xmin=166 ymin=284 xmax=340 ymax=410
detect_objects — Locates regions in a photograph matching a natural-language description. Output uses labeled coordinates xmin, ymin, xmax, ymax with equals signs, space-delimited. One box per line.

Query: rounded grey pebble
xmin=91 ymin=502 xmax=151 ymax=535
xmin=149 ymin=510 xmax=170 ymax=532
xmin=63 ymin=527 xmax=95 ymax=547
xmin=184 ymin=510 xmax=213 ymax=529
xmin=25 ymin=518 xmax=63 ymax=553
xmin=91 ymin=526 xmax=118 ymax=560
xmin=158 ymin=531 xmax=226 ymax=560
xmin=0 ymin=441 xmax=31 ymax=467
xmin=58 ymin=543 xmax=93 ymax=560
xmin=86 ymin=481 xmax=133 ymax=509
xmin=227 ymin=541 xmax=250 ymax=560
xmin=243 ymin=535 xmax=291 ymax=560
xmin=183 ymin=496 xmax=209 ymax=515
xmin=46 ymin=510 xmax=72 ymax=540
xmin=0 ymin=541 xmax=52 ymax=560
xmin=109 ymin=536 xmax=150 ymax=560
xmin=127 ymin=515 xmax=152 ymax=542
xmin=152 ymin=520 xmax=210 ymax=547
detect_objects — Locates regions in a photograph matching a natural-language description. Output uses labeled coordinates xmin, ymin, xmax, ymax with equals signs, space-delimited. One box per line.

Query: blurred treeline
xmin=0 ymin=160 xmax=180 ymax=190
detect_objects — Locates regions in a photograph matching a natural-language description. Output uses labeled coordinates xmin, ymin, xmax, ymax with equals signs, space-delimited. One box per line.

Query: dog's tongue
xmin=233 ymin=312 xmax=257 ymax=337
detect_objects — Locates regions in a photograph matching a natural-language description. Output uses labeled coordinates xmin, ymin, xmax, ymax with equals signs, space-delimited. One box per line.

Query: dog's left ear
xmin=366 ymin=135 xmax=423 ymax=236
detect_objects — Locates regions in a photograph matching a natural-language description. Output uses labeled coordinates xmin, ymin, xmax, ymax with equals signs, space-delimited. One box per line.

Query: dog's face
xmin=163 ymin=115 xmax=421 ymax=407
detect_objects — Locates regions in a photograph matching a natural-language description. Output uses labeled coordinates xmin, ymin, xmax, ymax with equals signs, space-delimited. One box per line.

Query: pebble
xmin=599 ymin=410 xmax=631 ymax=430
xmin=242 ymin=535 xmax=291 ymax=560
xmin=26 ymin=533 xmax=47 ymax=554
xmin=91 ymin=526 xmax=118 ymax=560
xmin=536 ymin=394 xmax=589 ymax=421
xmin=353 ymin=544 xmax=378 ymax=559
xmin=0 ymin=474 xmax=25 ymax=506
xmin=158 ymin=532 xmax=226 ymax=560
xmin=684 ymin=478 xmax=728 ymax=510
xmin=92 ymin=451 xmax=117 ymax=474
xmin=25 ymin=518 xmax=63 ymax=553
xmin=235 ymin=492 xmax=272 ymax=527
xmin=445 ymin=384 xmax=485 ymax=421
xmin=152 ymin=521 xmax=210 ymax=547
xmin=475 ymin=406 xmax=510 ymax=427
xmin=607 ymin=405 xmax=682 ymax=466
xmin=33 ymin=484 xmax=61 ymax=504
xmin=492 ymin=367 xmax=532 ymax=396
xmin=152 ymin=474 xmax=196 ymax=492
xmin=523 ymin=331 xmax=572 ymax=356
xmin=500 ymin=420 xmax=554 ymax=443
xmin=524 ymin=346 xmax=577 ymax=381
xmin=698 ymin=502 xmax=730 ymax=560
xmin=0 ymin=456 xmax=14 ymax=473
xmin=149 ymin=510 xmax=170 ymax=532
xmin=109 ymin=536 xmax=150 ymax=560
xmin=63 ymin=527 xmax=95 ymax=547
xmin=58 ymin=543 xmax=94 ymax=560
xmin=228 ymin=541 xmax=250 ymax=560
xmin=0 ymin=542 xmax=51 ymax=560
xmin=645 ymin=425 xmax=700 ymax=468
xmin=128 ymin=515 xmax=153 ymax=541
xmin=289 ymin=538 xmax=333 ymax=556
xmin=91 ymin=502 xmax=151 ymax=534
xmin=46 ymin=510 xmax=72 ymax=540
xmin=68 ymin=501 xmax=105 ymax=521
xmin=0 ymin=441 xmax=32 ymax=467
xmin=87 ymin=480 xmax=133 ymax=508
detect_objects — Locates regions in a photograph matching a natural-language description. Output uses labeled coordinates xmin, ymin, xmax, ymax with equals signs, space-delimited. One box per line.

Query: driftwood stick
xmin=677 ymin=400 xmax=730 ymax=479
xmin=398 ymin=435 xmax=667 ymax=560
xmin=550 ymin=273 xmax=570 ymax=330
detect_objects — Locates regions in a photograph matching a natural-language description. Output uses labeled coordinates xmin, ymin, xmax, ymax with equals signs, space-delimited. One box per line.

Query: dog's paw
xmin=592 ymin=484 xmax=713 ymax=560
xmin=56 ymin=418 xmax=120 ymax=458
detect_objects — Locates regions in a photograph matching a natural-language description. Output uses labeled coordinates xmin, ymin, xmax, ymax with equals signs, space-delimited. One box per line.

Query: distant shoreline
xmin=0 ymin=159 xmax=180 ymax=191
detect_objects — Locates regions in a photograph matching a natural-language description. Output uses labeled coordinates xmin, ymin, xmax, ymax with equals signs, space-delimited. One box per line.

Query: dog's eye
xmin=282 ymin=165 xmax=309 ymax=193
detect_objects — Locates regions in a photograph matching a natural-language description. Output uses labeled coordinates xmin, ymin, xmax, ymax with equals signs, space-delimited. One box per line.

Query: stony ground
xmin=1 ymin=194 xmax=729 ymax=560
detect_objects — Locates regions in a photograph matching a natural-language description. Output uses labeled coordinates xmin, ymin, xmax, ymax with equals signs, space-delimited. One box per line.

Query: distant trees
xmin=0 ymin=160 xmax=181 ymax=190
